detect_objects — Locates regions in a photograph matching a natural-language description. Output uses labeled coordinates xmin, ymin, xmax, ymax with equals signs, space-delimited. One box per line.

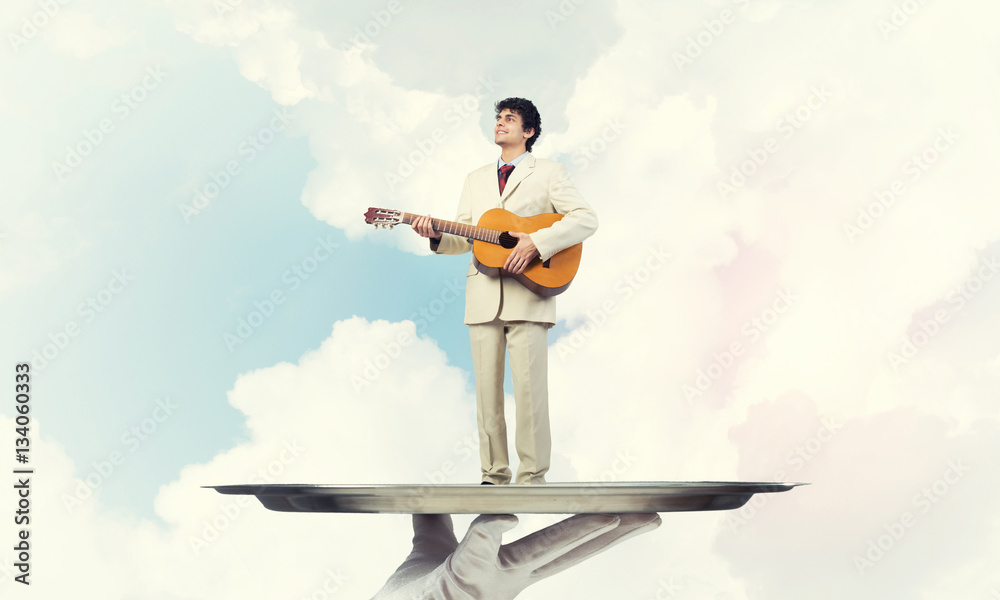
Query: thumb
xmin=449 ymin=514 xmax=519 ymax=574
xmin=411 ymin=514 xmax=458 ymax=559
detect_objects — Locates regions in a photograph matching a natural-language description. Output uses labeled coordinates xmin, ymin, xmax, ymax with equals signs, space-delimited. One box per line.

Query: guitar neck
xmin=399 ymin=212 xmax=501 ymax=244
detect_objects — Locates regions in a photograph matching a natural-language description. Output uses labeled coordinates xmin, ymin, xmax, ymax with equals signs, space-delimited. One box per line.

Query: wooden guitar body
xmin=471 ymin=209 xmax=582 ymax=297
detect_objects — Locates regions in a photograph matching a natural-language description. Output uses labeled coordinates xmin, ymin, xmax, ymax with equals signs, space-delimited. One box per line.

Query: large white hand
xmin=372 ymin=513 xmax=661 ymax=600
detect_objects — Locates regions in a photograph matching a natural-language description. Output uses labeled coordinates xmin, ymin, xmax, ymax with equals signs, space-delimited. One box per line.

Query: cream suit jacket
xmin=432 ymin=154 xmax=598 ymax=325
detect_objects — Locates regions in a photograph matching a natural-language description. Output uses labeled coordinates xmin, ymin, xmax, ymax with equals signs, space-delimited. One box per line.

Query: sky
xmin=1 ymin=0 xmax=999 ymax=598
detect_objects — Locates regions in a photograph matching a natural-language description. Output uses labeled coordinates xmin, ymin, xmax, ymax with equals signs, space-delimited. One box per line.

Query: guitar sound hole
xmin=499 ymin=231 xmax=517 ymax=249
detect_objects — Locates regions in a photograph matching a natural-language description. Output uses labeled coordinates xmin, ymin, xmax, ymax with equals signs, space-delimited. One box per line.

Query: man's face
xmin=494 ymin=109 xmax=534 ymax=148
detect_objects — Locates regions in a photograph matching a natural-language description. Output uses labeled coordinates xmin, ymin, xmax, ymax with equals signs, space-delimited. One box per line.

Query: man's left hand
xmin=503 ymin=232 xmax=539 ymax=274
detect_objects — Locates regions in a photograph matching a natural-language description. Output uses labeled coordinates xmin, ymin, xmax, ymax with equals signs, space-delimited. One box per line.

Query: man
xmin=412 ymin=97 xmax=597 ymax=485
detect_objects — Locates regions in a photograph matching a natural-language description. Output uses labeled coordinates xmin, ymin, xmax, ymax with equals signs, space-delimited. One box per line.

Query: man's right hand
xmin=411 ymin=215 xmax=441 ymax=242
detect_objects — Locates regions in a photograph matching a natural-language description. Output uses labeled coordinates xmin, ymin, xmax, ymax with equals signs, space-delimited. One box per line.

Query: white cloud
xmin=718 ymin=395 xmax=1000 ymax=597
xmin=4 ymin=0 xmax=1000 ymax=597
xmin=43 ymin=10 xmax=133 ymax=59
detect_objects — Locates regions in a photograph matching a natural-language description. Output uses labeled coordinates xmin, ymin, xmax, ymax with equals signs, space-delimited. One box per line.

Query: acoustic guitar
xmin=363 ymin=207 xmax=582 ymax=297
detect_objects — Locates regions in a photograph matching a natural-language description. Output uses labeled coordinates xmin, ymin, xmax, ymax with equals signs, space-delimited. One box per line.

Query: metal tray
xmin=208 ymin=482 xmax=804 ymax=514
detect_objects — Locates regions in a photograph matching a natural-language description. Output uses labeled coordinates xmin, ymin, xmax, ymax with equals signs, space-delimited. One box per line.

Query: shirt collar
xmin=498 ymin=151 xmax=530 ymax=170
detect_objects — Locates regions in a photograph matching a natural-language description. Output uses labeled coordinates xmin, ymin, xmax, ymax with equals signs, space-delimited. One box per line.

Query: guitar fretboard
xmin=399 ymin=212 xmax=502 ymax=244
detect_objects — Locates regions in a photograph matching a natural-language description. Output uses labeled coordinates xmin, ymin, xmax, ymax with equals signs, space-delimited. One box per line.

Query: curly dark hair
xmin=495 ymin=97 xmax=542 ymax=152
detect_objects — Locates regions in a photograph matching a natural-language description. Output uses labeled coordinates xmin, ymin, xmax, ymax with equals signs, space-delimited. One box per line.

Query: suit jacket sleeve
xmin=528 ymin=163 xmax=598 ymax=262
xmin=430 ymin=173 xmax=474 ymax=256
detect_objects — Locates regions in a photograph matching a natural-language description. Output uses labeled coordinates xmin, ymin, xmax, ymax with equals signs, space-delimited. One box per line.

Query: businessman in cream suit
xmin=413 ymin=98 xmax=597 ymax=485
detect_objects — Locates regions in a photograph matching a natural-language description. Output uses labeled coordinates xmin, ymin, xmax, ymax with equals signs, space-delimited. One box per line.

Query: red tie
xmin=498 ymin=164 xmax=515 ymax=194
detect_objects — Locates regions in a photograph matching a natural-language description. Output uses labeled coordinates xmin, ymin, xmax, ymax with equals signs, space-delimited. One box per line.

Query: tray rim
xmin=208 ymin=481 xmax=806 ymax=493
xmin=205 ymin=481 xmax=806 ymax=514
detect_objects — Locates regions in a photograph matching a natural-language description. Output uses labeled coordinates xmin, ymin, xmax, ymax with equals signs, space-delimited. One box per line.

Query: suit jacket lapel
xmin=500 ymin=154 xmax=535 ymax=204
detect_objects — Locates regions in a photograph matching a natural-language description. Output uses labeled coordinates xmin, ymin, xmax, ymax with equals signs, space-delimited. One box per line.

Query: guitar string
xmin=401 ymin=211 xmax=501 ymax=244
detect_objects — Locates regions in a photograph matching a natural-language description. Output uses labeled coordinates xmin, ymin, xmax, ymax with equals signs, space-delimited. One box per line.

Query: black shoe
xmin=480 ymin=481 xmax=494 ymax=485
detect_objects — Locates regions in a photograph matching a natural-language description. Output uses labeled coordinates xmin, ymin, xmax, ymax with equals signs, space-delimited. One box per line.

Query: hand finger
xmin=518 ymin=513 xmax=661 ymax=580
xmin=411 ymin=514 xmax=459 ymax=556
xmin=450 ymin=514 xmax=519 ymax=573
xmin=414 ymin=217 xmax=436 ymax=238
xmin=497 ymin=514 xmax=618 ymax=572
xmin=513 ymin=256 xmax=526 ymax=274
xmin=395 ymin=514 xmax=459 ymax=574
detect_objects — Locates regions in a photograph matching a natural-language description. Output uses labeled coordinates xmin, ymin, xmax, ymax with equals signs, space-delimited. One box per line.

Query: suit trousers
xmin=469 ymin=317 xmax=550 ymax=485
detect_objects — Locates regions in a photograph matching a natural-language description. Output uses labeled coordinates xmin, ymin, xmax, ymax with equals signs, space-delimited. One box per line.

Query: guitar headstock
xmin=364 ymin=207 xmax=402 ymax=229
